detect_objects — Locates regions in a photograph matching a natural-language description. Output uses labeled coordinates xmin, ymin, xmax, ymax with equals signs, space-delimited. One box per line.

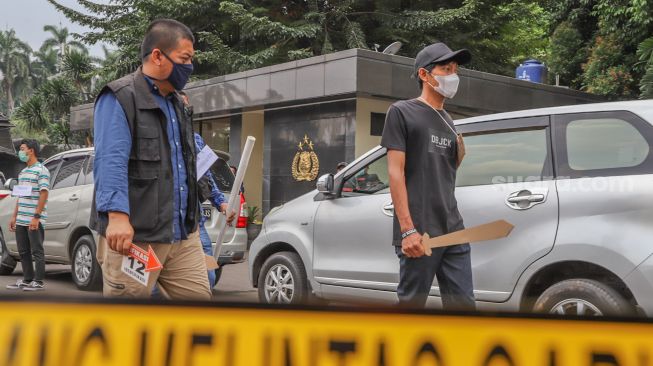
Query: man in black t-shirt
xmin=381 ymin=42 xmax=475 ymax=309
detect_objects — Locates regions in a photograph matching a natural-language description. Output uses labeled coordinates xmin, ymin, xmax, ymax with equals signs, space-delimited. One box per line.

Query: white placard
xmin=11 ymin=185 xmax=31 ymax=197
xmin=120 ymin=244 xmax=162 ymax=287
xmin=121 ymin=255 xmax=150 ymax=287
xmin=196 ymin=145 xmax=219 ymax=181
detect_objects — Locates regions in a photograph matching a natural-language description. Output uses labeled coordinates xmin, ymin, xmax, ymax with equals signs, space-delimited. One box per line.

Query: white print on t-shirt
xmin=431 ymin=135 xmax=452 ymax=149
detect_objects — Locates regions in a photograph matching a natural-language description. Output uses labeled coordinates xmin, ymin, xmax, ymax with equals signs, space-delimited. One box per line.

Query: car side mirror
xmin=5 ymin=178 xmax=16 ymax=191
xmin=316 ymin=174 xmax=334 ymax=194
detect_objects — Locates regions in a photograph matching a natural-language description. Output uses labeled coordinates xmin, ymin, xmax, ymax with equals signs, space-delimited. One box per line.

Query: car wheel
xmin=71 ymin=235 xmax=102 ymax=291
xmin=533 ymin=279 xmax=633 ymax=316
xmin=258 ymin=252 xmax=309 ymax=305
xmin=213 ymin=266 xmax=223 ymax=288
xmin=0 ymin=230 xmax=16 ymax=275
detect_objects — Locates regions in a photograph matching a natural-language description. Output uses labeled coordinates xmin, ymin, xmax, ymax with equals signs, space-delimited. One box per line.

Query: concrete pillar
xmin=355 ymin=97 xmax=394 ymax=158
xmin=240 ymin=110 xmax=264 ymax=220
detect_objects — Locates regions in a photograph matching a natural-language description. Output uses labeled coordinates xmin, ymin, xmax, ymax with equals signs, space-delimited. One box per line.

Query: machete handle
xmin=421 ymin=233 xmax=432 ymax=256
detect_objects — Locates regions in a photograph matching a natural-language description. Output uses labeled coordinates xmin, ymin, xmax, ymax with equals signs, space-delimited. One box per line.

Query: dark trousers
xmin=395 ymin=243 xmax=475 ymax=310
xmin=15 ymin=223 xmax=45 ymax=282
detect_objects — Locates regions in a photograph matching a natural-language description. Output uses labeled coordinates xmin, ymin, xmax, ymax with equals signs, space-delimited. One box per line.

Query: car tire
xmin=257 ymin=251 xmax=309 ymax=305
xmin=71 ymin=235 xmax=102 ymax=291
xmin=213 ymin=266 xmax=223 ymax=287
xmin=0 ymin=230 xmax=16 ymax=275
xmin=533 ymin=279 xmax=633 ymax=316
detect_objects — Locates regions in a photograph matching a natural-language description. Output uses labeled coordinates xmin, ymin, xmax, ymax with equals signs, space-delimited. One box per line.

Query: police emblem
xmin=291 ymin=134 xmax=320 ymax=182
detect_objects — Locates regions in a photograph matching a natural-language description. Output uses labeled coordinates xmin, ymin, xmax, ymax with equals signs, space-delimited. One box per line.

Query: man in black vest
xmin=91 ymin=19 xmax=210 ymax=299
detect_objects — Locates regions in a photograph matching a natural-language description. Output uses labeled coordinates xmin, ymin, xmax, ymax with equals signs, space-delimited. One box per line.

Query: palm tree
xmin=30 ymin=45 xmax=58 ymax=85
xmin=39 ymin=77 xmax=78 ymax=119
xmin=62 ymin=49 xmax=95 ymax=97
xmin=38 ymin=77 xmax=79 ymax=148
xmin=42 ymin=24 xmax=88 ymax=69
xmin=11 ymin=95 xmax=50 ymax=132
xmin=0 ymin=29 xmax=32 ymax=112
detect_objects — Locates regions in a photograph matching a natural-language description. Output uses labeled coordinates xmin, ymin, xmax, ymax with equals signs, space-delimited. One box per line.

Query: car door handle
xmin=69 ymin=195 xmax=79 ymax=201
xmin=506 ymin=194 xmax=544 ymax=204
xmin=505 ymin=189 xmax=548 ymax=210
xmin=382 ymin=202 xmax=394 ymax=217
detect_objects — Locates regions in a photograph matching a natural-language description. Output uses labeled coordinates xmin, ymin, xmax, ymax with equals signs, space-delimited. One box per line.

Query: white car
xmin=0 ymin=148 xmax=248 ymax=290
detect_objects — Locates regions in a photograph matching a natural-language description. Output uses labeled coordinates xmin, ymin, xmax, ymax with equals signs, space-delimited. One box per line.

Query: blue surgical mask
xmin=18 ymin=150 xmax=28 ymax=162
xmin=161 ymin=51 xmax=193 ymax=90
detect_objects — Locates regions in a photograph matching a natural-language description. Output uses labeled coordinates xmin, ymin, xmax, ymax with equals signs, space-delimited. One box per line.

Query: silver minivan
xmin=249 ymin=100 xmax=653 ymax=316
xmin=0 ymin=147 xmax=248 ymax=290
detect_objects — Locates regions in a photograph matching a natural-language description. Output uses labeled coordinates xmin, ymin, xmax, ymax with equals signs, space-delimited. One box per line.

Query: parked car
xmin=249 ymin=100 xmax=653 ymax=316
xmin=0 ymin=148 xmax=248 ymax=290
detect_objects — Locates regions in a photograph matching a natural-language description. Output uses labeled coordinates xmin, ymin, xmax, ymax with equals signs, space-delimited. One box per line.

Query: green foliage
xmin=48 ymin=0 xmax=551 ymax=81
xmin=582 ymin=36 xmax=637 ymax=99
xmin=62 ymin=49 xmax=96 ymax=98
xmin=0 ymin=29 xmax=32 ymax=112
xmin=548 ymin=21 xmax=586 ymax=88
xmin=12 ymin=95 xmax=50 ymax=132
xmin=542 ymin=0 xmax=653 ymax=99
xmin=38 ymin=77 xmax=79 ymax=119
xmin=247 ymin=205 xmax=261 ymax=225
xmin=636 ymin=37 xmax=653 ymax=99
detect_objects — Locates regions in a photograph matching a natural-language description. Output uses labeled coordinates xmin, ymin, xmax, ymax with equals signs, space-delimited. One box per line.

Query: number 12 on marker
xmin=120 ymin=244 xmax=163 ymax=287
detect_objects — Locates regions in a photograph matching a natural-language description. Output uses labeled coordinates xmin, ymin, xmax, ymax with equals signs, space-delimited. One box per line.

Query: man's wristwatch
xmin=33 ymin=213 xmax=42 ymax=219
xmin=401 ymin=228 xmax=418 ymax=239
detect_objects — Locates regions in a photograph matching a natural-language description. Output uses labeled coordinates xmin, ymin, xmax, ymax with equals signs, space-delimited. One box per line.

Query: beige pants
xmin=97 ymin=230 xmax=212 ymax=300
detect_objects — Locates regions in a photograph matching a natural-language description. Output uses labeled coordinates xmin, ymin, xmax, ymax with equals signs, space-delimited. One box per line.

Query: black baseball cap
xmin=413 ymin=42 xmax=471 ymax=76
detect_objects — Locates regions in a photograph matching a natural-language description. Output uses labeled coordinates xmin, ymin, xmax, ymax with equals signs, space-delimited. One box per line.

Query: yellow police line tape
xmin=1 ymin=299 xmax=652 ymax=366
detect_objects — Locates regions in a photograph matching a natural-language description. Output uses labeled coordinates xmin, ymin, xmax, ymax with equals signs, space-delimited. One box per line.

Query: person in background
xmin=336 ymin=161 xmax=347 ymax=173
xmin=229 ymin=165 xmax=245 ymax=194
xmin=194 ymin=133 xmax=236 ymax=288
xmin=7 ymin=139 xmax=50 ymax=291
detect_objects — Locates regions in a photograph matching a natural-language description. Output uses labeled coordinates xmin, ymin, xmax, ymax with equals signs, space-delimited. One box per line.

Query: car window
xmin=341 ymin=155 xmax=389 ymax=197
xmin=209 ymin=158 xmax=234 ymax=192
xmin=566 ymin=118 xmax=649 ymax=171
xmin=51 ymin=156 xmax=85 ymax=190
xmin=456 ymin=128 xmax=549 ymax=187
xmin=80 ymin=155 xmax=94 ymax=186
xmin=43 ymin=158 xmax=62 ymax=182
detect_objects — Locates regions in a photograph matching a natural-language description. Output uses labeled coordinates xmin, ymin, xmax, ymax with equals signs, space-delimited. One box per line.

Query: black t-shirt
xmin=381 ymin=98 xmax=464 ymax=246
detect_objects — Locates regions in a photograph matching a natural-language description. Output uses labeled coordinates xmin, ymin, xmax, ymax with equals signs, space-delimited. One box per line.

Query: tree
xmin=42 ymin=24 xmax=88 ymax=71
xmin=0 ymin=29 xmax=32 ymax=113
xmin=39 ymin=77 xmax=79 ymax=147
xmin=31 ymin=45 xmax=59 ymax=86
xmin=62 ymin=49 xmax=96 ymax=98
xmin=43 ymin=24 xmax=88 ymax=56
xmin=11 ymin=95 xmax=50 ymax=132
xmin=48 ymin=0 xmax=550 ymax=80
xmin=548 ymin=21 xmax=586 ymax=88
xmin=636 ymin=37 xmax=653 ymax=99
xmin=541 ymin=0 xmax=653 ymax=99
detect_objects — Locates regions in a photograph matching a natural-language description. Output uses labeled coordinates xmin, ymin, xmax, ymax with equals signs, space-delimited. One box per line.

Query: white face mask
xmin=427 ymin=73 xmax=460 ymax=99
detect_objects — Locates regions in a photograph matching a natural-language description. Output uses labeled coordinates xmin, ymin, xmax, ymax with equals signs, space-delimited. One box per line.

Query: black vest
xmin=90 ymin=67 xmax=200 ymax=243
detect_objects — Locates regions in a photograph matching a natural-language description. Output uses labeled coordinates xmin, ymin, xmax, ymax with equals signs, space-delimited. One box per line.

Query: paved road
xmin=0 ymin=261 xmax=258 ymax=302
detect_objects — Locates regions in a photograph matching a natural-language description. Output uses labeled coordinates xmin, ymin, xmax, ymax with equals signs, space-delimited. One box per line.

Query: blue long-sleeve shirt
xmin=194 ymin=133 xmax=225 ymax=228
xmin=93 ymin=78 xmax=189 ymax=242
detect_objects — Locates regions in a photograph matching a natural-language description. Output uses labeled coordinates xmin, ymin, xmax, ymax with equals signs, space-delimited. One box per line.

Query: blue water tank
xmin=516 ymin=59 xmax=547 ymax=84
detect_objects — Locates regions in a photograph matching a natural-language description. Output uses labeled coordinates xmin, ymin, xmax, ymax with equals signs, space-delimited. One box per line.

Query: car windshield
xmin=210 ymin=158 xmax=234 ymax=193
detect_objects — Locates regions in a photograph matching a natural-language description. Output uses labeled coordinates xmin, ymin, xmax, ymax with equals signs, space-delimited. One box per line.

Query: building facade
xmin=70 ymin=49 xmax=603 ymax=214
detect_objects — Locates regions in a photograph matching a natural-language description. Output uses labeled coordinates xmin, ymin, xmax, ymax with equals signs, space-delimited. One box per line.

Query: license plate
xmin=202 ymin=207 xmax=212 ymax=220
